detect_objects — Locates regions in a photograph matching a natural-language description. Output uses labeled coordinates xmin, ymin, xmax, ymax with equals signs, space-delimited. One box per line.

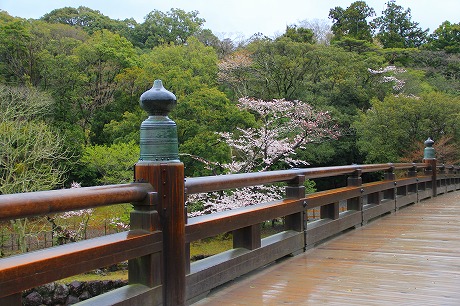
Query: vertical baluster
xmin=285 ymin=175 xmax=306 ymax=232
xmin=347 ymin=169 xmax=362 ymax=212
xmin=285 ymin=175 xmax=307 ymax=251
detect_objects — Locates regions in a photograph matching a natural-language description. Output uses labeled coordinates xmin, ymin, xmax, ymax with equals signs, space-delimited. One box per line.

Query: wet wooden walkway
xmin=193 ymin=191 xmax=460 ymax=305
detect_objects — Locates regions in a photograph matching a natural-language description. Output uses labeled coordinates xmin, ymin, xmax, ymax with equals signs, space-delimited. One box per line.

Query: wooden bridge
xmin=1 ymin=155 xmax=459 ymax=305
xmin=193 ymin=191 xmax=460 ymax=305
xmin=1 ymin=81 xmax=460 ymax=305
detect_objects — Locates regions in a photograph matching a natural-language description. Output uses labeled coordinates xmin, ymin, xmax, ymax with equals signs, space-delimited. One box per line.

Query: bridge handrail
xmin=0 ymin=183 xmax=153 ymax=221
xmin=185 ymin=163 xmax=427 ymax=194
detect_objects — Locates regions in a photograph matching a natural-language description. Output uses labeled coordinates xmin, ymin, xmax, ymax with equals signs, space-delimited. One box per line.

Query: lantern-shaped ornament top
xmin=423 ymin=137 xmax=435 ymax=160
xmin=138 ymin=80 xmax=180 ymax=163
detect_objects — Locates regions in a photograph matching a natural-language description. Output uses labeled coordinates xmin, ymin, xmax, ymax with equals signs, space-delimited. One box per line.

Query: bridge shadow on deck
xmin=193 ymin=191 xmax=460 ymax=305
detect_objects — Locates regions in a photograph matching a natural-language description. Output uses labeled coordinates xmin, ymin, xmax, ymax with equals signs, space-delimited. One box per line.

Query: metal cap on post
xmin=133 ymin=80 xmax=186 ymax=306
xmin=423 ymin=137 xmax=435 ymax=160
xmin=139 ymin=79 xmax=180 ymax=163
xmin=423 ymin=137 xmax=437 ymax=197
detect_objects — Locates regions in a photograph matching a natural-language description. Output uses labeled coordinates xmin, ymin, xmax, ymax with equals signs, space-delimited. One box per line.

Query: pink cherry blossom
xmin=187 ymin=97 xmax=340 ymax=217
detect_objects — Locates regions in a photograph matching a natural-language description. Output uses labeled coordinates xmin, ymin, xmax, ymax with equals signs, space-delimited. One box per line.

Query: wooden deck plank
xmin=192 ymin=192 xmax=460 ymax=305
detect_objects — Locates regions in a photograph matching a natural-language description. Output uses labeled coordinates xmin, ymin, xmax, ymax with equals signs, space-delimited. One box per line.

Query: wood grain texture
xmin=0 ymin=230 xmax=162 ymax=298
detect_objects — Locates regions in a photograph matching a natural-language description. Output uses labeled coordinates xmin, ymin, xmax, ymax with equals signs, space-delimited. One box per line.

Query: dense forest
xmin=1 ymin=0 xmax=460 ymax=197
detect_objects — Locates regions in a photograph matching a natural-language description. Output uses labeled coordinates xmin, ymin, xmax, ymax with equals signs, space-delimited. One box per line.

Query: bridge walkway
xmin=193 ymin=191 xmax=460 ymax=305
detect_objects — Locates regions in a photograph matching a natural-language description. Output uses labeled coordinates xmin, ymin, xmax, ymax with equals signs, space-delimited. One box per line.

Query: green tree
xmin=73 ymin=29 xmax=136 ymax=142
xmin=79 ymin=141 xmax=139 ymax=185
xmin=245 ymin=37 xmax=315 ymax=100
xmin=133 ymin=8 xmax=205 ymax=48
xmin=41 ymin=6 xmax=128 ymax=35
xmin=280 ymin=25 xmax=314 ymax=44
xmin=0 ymin=12 xmax=33 ymax=84
xmin=427 ymin=21 xmax=460 ymax=53
xmin=139 ymin=37 xmax=218 ymax=96
xmin=0 ymin=85 xmax=69 ymax=194
xmin=373 ymin=0 xmax=428 ymax=48
xmin=0 ymin=85 xmax=70 ymax=253
xmin=332 ymin=37 xmax=376 ymax=53
xmin=329 ymin=1 xmax=375 ymax=42
xmin=175 ymin=87 xmax=255 ymax=176
xmin=354 ymin=92 xmax=460 ymax=163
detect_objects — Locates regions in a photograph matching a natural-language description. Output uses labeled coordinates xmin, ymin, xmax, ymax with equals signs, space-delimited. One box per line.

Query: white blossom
xmin=187 ymin=97 xmax=339 ymax=217
xmin=369 ymin=65 xmax=406 ymax=92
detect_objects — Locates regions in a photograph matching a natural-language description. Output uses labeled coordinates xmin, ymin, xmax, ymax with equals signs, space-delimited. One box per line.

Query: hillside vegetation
xmin=1 ymin=0 xmax=459 ymax=195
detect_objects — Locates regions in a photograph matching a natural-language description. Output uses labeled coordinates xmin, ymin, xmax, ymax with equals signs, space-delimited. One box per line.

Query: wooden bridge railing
xmin=1 ymin=160 xmax=459 ymax=305
xmin=1 ymin=81 xmax=459 ymax=305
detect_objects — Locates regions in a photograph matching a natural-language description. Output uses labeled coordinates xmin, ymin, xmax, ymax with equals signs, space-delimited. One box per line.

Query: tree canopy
xmin=329 ymin=1 xmax=375 ymax=42
xmin=1 ymin=2 xmax=460 ymax=196
xmin=373 ymin=0 xmax=428 ymax=48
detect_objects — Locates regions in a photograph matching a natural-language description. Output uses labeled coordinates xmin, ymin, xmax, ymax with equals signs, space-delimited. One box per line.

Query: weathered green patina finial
xmin=138 ymin=80 xmax=180 ymax=163
xmin=423 ymin=137 xmax=435 ymax=160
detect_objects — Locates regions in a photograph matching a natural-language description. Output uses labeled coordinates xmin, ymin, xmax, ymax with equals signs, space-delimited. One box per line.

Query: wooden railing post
xmin=285 ymin=175 xmax=307 ymax=251
xmin=132 ymin=80 xmax=186 ymax=306
xmin=407 ymin=164 xmax=418 ymax=197
xmin=347 ymin=169 xmax=362 ymax=212
xmin=285 ymin=175 xmax=306 ymax=231
xmin=408 ymin=164 xmax=417 ymax=177
xmin=384 ymin=165 xmax=396 ymax=204
xmin=129 ymin=191 xmax=162 ymax=287
xmin=423 ymin=138 xmax=437 ymax=197
xmin=233 ymin=225 xmax=261 ymax=250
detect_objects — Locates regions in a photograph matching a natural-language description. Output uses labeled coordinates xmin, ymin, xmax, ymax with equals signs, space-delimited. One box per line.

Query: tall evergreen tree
xmin=373 ymin=0 xmax=428 ymax=48
xmin=329 ymin=1 xmax=375 ymax=42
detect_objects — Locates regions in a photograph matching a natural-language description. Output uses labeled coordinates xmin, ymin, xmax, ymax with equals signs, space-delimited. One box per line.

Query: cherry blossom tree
xmin=47 ymin=182 xmax=94 ymax=244
xmin=187 ymin=97 xmax=339 ymax=217
xmin=368 ymin=65 xmax=407 ymax=92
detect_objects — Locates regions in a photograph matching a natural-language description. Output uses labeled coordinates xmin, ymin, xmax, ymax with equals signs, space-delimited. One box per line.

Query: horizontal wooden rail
xmin=185 ymin=163 xmax=428 ymax=194
xmin=0 ymin=230 xmax=162 ymax=298
xmin=186 ymin=198 xmax=303 ymax=242
xmin=0 ymin=183 xmax=154 ymax=221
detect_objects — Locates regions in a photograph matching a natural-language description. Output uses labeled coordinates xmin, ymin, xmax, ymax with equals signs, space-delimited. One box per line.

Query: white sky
xmin=1 ymin=0 xmax=458 ymax=39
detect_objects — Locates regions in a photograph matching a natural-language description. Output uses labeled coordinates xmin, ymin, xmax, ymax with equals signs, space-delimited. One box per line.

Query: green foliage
xmin=0 ymin=120 xmax=69 ymax=194
xmin=246 ymin=37 xmax=315 ymax=100
xmin=280 ymin=25 xmax=314 ymax=44
xmin=41 ymin=6 xmax=129 ymax=35
xmin=73 ymin=29 xmax=136 ymax=142
xmin=373 ymin=0 xmax=428 ymax=48
xmin=329 ymin=1 xmax=375 ymax=42
xmin=102 ymin=109 xmax=144 ymax=145
xmin=0 ymin=85 xmax=69 ymax=194
xmin=174 ymin=87 xmax=255 ymax=176
xmin=332 ymin=37 xmax=377 ymax=53
xmin=427 ymin=21 xmax=460 ymax=53
xmin=0 ymin=13 xmax=32 ymax=84
xmin=133 ymin=8 xmax=205 ymax=48
xmin=140 ymin=37 xmax=218 ymax=96
xmin=79 ymin=141 xmax=139 ymax=185
xmin=354 ymin=92 xmax=460 ymax=163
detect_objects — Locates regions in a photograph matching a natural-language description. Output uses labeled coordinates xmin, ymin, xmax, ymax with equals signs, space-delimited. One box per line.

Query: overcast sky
xmin=1 ymin=0 xmax=458 ymax=39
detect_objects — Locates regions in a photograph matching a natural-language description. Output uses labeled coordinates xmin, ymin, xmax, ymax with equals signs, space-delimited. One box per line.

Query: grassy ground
xmin=59 ymin=270 xmax=129 ymax=283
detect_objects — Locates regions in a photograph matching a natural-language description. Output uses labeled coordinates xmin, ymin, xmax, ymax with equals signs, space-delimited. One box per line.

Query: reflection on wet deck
xmin=193 ymin=191 xmax=460 ymax=305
